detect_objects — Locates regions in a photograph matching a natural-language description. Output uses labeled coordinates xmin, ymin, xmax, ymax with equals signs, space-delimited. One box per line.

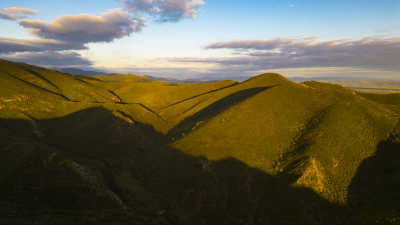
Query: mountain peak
xmin=244 ymin=73 xmax=292 ymax=85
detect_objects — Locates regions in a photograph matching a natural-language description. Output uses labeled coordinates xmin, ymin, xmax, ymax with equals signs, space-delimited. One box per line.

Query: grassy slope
xmin=0 ymin=59 xmax=399 ymax=224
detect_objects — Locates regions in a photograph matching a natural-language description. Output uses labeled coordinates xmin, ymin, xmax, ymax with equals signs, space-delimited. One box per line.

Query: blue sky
xmin=0 ymin=0 xmax=399 ymax=79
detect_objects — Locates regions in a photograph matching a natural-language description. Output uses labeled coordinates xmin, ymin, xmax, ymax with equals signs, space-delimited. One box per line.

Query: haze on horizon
xmin=0 ymin=0 xmax=399 ymax=80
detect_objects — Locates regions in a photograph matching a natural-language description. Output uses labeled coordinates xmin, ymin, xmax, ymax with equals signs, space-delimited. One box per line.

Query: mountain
xmin=50 ymin=67 xmax=108 ymax=76
xmin=0 ymin=58 xmax=399 ymax=225
xmin=290 ymin=77 xmax=400 ymax=93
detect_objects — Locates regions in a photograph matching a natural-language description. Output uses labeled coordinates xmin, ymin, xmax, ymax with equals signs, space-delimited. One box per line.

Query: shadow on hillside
xmin=159 ymin=82 xmax=239 ymax=110
xmin=0 ymin=106 xmax=342 ymax=225
xmin=0 ymin=107 xmax=163 ymax=160
xmin=4 ymin=71 xmax=71 ymax=101
xmin=0 ymin=107 xmax=168 ymax=225
xmin=25 ymin=69 xmax=60 ymax=91
xmin=166 ymin=86 xmax=276 ymax=143
xmin=345 ymin=128 xmax=400 ymax=225
xmin=279 ymin=107 xmax=328 ymax=182
xmin=141 ymin=145 xmax=343 ymax=225
xmin=0 ymin=106 xmax=399 ymax=224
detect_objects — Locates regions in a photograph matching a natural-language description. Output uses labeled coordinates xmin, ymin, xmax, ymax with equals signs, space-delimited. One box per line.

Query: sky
xmin=0 ymin=0 xmax=399 ymax=79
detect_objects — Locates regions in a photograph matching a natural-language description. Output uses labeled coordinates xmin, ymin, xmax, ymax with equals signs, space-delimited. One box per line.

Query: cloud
xmin=19 ymin=10 xmax=145 ymax=44
xmin=199 ymin=36 xmax=400 ymax=71
xmin=1 ymin=1 xmax=203 ymax=58
xmin=206 ymin=36 xmax=322 ymax=50
xmin=0 ymin=37 xmax=86 ymax=53
xmin=0 ymin=51 xmax=93 ymax=67
xmin=122 ymin=0 xmax=204 ymax=22
xmin=0 ymin=7 xmax=148 ymax=69
xmin=0 ymin=7 xmax=37 ymax=20
xmin=0 ymin=1 xmax=204 ymax=70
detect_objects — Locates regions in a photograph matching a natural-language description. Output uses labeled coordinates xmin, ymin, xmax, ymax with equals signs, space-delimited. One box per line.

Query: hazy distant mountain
xmin=144 ymin=75 xmax=242 ymax=83
xmin=144 ymin=75 xmax=185 ymax=83
xmin=50 ymin=67 xmax=108 ymax=76
xmin=289 ymin=77 xmax=400 ymax=93
xmin=1 ymin=59 xmax=399 ymax=225
xmin=185 ymin=75 xmax=253 ymax=82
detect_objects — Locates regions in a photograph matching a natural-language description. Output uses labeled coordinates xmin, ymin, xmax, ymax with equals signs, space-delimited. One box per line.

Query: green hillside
xmin=0 ymin=59 xmax=399 ymax=225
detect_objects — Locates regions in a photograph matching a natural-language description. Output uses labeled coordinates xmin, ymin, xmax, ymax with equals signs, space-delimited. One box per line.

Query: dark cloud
xmin=0 ymin=7 xmax=37 ymax=20
xmin=197 ymin=36 xmax=400 ymax=71
xmin=122 ymin=0 xmax=204 ymax=22
xmin=19 ymin=10 xmax=145 ymax=44
xmin=0 ymin=51 xmax=93 ymax=67
xmin=122 ymin=0 xmax=156 ymax=12
xmin=0 ymin=37 xmax=86 ymax=53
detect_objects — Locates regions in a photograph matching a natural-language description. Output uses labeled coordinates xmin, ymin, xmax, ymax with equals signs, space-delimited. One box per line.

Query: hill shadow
xmin=0 ymin=107 xmax=168 ymax=225
xmin=0 ymin=105 xmax=342 ymax=225
xmin=41 ymin=107 xmax=163 ymax=159
xmin=345 ymin=124 xmax=400 ymax=225
xmin=3 ymin=71 xmax=71 ymax=101
xmin=25 ymin=69 xmax=60 ymax=91
xmin=141 ymin=145 xmax=343 ymax=225
xmin=158 ymin=82 xmax=239 ymax=110
xmin=278 ymin=107 xmax=329 ymax=181
xmin=165 ymin=86 xmax=276 ymax=143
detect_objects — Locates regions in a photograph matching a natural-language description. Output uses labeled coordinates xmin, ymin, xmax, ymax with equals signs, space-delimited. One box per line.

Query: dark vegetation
xmin=0 ymin=59 xmax=399 ymax=224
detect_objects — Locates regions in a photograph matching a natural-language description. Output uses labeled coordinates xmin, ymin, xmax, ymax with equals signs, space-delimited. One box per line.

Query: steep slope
xmin=0 ymin=59 xmax=121 ymax=104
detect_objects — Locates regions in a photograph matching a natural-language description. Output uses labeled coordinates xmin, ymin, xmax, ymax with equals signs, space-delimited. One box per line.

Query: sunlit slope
xmin=359 ymin=92 xmax=400 ymax=114
xmin=93 ymin=75 xmax=237 ymax=109
xmin=0 ymin=59 xmax=170 ymax=132
xmin=0 ymin=59 xmax=121 ymax=104
xmin=94 ymin=73 xmax=153 ymax=82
